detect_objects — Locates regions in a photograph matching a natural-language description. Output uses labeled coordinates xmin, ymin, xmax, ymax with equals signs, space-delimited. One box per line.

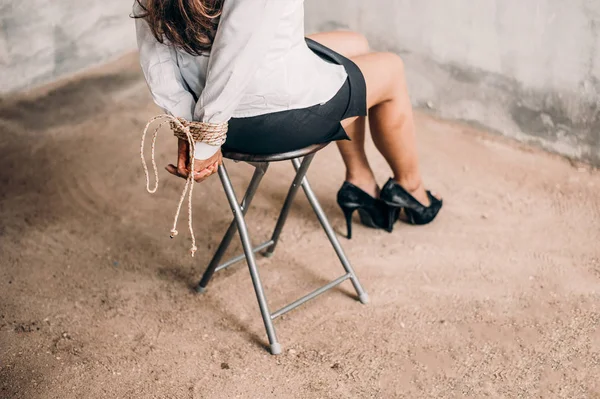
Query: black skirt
xmin=222 ymin=38 xmax=367 ymax=155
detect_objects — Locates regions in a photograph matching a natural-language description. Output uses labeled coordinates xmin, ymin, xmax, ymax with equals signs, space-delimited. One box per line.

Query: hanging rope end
xmin=141 ymin=114 xmax=224 ymax=258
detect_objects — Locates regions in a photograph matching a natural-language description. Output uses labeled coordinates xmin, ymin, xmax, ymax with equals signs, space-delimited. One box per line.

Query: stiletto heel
xmin=337 ymin=182 xmax=394 ymax=239
xmin=380 ymin=178 xmax=443 ymax=225
xmin=340 ymin=206 xmax=355 ymax=239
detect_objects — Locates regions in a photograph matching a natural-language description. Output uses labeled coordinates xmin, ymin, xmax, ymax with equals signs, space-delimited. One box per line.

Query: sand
xmin=1 ymin=54 xmax=599 ymax=398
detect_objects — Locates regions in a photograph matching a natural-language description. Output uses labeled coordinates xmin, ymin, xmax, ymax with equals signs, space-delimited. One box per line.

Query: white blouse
xmin=134 ymin=0 xmax=348 ymax=159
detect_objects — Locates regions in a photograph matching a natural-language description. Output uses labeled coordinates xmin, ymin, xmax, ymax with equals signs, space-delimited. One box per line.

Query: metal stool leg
xmin=196 ymin=163 xmax=269 ymax=293
xmin=218 ymin=163 xmax=281 ymax=355
xmin=291 ymin=158 xmax=369 ymax=304
xmin=263 ymin=154 xmax=315 ymax=258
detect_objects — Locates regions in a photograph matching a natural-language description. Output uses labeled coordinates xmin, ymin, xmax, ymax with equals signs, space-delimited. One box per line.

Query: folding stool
xmin=196 ymin=143 xmax=368 ymax=355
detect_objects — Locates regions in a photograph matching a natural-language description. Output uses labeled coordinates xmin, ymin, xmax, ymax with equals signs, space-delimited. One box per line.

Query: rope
xmin=140 ymin=114 xmax=227 ymax=257
xmin=170 ymin=118 xmax=228 ymax=146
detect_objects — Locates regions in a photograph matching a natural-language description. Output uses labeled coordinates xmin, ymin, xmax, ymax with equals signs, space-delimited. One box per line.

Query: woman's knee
xmin=308 ymin=31 xmax=370 ymax=58
xmin=381 ymin=52 xmax=405 ymax=73
xmin=347 ymin=31 xmax=370 ymax=56
xmin=379 ymin=52 xmax=406 ymax=86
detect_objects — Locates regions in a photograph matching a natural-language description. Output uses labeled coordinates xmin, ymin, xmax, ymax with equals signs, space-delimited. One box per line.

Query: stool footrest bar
xmin=215 ymin=240 xmax=274 ymax=272
xmin=270 ymin=273 xmax=351 ymax=320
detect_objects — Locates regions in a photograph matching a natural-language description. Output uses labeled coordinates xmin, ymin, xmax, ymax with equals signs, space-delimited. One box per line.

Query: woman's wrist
xmin=194 ymin=141 xmax=221 ymax=160
xmin=167 ymin=116 xmax=226 ymax=160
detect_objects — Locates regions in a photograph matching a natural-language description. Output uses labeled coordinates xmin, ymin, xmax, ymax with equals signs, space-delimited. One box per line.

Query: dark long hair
xmin=133 ymin=0 xmax=224 ymax=56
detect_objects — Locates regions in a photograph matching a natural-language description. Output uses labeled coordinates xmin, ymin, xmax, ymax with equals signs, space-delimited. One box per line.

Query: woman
xmin=134 ymin=0 xmax=442 ymax=238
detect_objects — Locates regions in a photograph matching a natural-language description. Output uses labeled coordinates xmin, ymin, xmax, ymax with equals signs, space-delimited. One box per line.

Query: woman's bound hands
xmin=166 ymin=139 xmax=223 ymax=183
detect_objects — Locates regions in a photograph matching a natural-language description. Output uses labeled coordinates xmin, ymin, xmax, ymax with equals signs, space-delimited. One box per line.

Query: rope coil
xmin=170 ymin=118 xmax=228 ymax=146
xmin=140 ymin=114 xmax=227 ymax=257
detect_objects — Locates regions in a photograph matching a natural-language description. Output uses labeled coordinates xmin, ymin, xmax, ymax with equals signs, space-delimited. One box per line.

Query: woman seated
xmin=134 ymin=0 xmax=442 ymax=238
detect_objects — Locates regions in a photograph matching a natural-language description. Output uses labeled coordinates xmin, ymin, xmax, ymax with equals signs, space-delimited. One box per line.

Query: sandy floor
xmin=1 ymin=54 xmax=599 ymax=398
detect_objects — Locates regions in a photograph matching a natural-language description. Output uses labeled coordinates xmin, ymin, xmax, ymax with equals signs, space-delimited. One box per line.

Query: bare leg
xmin=308 ymin=32 xmax=379 ymax=197
xmin=309 ymin=32 xmax=431 ymax=205
xmin=350 ymin=52 xmax=430 ymax=205
xmin=307 ymin=31 xmax=370 ymax=59
xmin=338 ymin=116 xmax=379 ymax=196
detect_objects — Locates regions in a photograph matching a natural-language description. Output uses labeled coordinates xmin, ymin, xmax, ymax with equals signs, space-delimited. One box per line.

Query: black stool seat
xmin=223 ymin=143 xmax=329 ymax=163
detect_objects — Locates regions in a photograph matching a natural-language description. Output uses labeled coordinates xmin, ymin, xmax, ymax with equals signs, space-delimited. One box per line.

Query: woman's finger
xmin=177 ymin=139 xmax=189 ymax=176
xmin=193 ymin=173 xmax=209 ymax=183
xmin=194 ymin=162 xmax=220 ymax=183
xmin=166 ymin=164 xmax=186 ymax=178
xmin=168 ymin=163 xmax=212 ymax=182
xmin=193 ymin=161 xmax=216 ymax=175
xmin=193 ymin=168 xmax=212 ymax=183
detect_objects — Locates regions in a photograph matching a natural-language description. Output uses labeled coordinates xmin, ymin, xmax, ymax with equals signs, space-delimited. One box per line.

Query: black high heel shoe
xmin=337 ymin=182 xmax=395 ymax=239
xmin=380 ymin=178 xmax=443 ymax=225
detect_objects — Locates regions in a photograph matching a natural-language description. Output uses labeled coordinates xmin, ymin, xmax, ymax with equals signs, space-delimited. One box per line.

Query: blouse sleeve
xmin=193 ymin=0 xmax=289 ymax=123
xmin=136 ymin=10 xmax=220 ymax=160
xmin=135 ymin=12 xmax=196 ymax=122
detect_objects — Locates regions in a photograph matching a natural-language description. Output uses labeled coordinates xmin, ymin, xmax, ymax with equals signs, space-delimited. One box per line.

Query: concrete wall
xmin=1 ymin=0 xmax=598 ymax=165
xmin=0 ymin=1 xmax=135 ymax=93
xmin=305 ymin=0 xmax=600 ymax=165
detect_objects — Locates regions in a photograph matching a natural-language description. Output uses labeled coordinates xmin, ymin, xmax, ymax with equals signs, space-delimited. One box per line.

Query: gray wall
xmin=0 ymin=0 xmax=135 ymax=93
xmin=1 ymin=0 xmax=598 ymax=165
xmin=306 ymin=0 xmax=600 ymax=165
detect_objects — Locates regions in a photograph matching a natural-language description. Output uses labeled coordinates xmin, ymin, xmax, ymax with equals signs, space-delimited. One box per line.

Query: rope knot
xmin=140 ymin=114 xmax=228 ymax=257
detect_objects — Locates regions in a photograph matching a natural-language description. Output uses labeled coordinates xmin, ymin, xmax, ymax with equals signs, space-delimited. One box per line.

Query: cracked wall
xmin=305 ymin=0 xmax=600 ymax=165
xmin=0 ymin=0 xmax=598 ymax=165
xmin=0 ymin=1 xmax=135 ymax=93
